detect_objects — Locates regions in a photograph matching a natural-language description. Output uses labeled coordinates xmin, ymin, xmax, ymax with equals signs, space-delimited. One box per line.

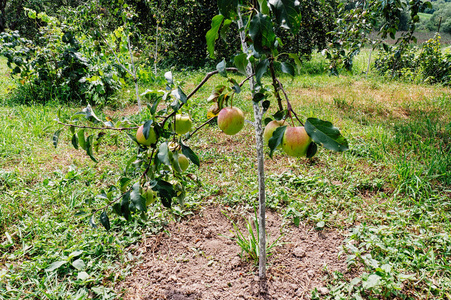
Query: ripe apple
xmin=281 ymin=126 xmax=312 ymax=157
xmin=178 ymin=154 xmax=189 ymax=172
xmin=136 ymin=125 xmax=157 ymax=146
xmin=175 ymin=114 xmax=192 ymax=135
xmin=263 ymin=120 xmax=284 ymax=145
xmin=217 ymin=106 xmax=245 ymax=135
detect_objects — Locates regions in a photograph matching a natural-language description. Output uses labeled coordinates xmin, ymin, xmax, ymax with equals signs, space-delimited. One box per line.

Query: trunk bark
xmin=237 ymin=8 xmax=267 ymax=280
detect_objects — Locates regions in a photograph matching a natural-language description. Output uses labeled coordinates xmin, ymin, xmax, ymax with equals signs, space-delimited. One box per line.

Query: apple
xmin=263 ymin=120 xmax=284 ymax=145
xmin=143 ymin=187 xmax=156 ymax=206
xmin=175 ymin=114 xmax=192 ymax=135
xmin=281 ymin=126 xmax=312 ymax=157
xmin=136 ymin=125 xmax=157 ymax=146
xmin=178 ymin=154 xmax=189 ymax=172
xmin=217 ymin=106 xmax=245 ymax=135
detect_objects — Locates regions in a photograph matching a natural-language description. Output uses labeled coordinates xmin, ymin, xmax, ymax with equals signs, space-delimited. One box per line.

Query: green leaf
xmin=268 ymin=126 xmax=287 ymax=158
xmin=229 ymin=78 xmax=240 ymax=94
xmin=157 ymin=142 xmax=171 ymax=166
xmin=206 ymin=15 xmax=225 ymax=58
xmin=217 ymin=0 xmax=238 ymax=19
xmin=151 ymin=179 xmax=176 ymax=208
xmin=72 ymin=259 xmax=86 ymax=270
xmin=216 ymin=59 xmax=227 ymax=77
xmin=71 ymin=134 xmax=79 ymax=149
xmin=249 ymin=13 xmax=276 ymax=54
xmin=130 ymin=182 xmax=146 ymax=212
xmin=78 ymin=129 xmax=86 ymax=150
xmin=100 ymin=211 xmax=110 ymax=230
xmin=273 ymin=109 xmax=287 ymax=120
xmin=362 ymin=274 xmax=381 ymax=289
xmin=262 ymin=100 xmax=270 ymax=114
xmin=121 ymin=192 xmax=131 ymax=221
xmin=280 ymin=62 xmax=295 ymax=77
xmin=143 ymin=120 xmax=153 ymax=140
xmin=45 ymin=261 xmax=67 ymax=272
xmin=305 ymin=118 xmax=349 ymax=152
xmin=85 ymin=135 xmax=98 ymax=163
xmin=52 ymin=129 xmax=62 ymax=148
xmin=255 ymin=59 xmax=269 ymax=85
xmin=253 ymin=92 xmax=266 ymax=103
xmin=150 ymin=96 xmax=162 ymax=115
xmin=171 ymin=87 xmax=187 ymax=104
xmin=288 ymin=53 xmax=302 ymax=73
xmin=269 ymin=0 xmax=302 ymax=34
xmin=306 ymin=142 xmax=317 ymax=158
xmin=258 ymin=0 xmax=270 ymax=14
xmin=234 ymin=53 xmax=248 ymax=75
xmin=181 ymin=143 xmax=200 ymax=167
xmin=220 ymin=19 xmax=233 ymax=41
xmin=119 ymin=177 xmax=131 ymax=193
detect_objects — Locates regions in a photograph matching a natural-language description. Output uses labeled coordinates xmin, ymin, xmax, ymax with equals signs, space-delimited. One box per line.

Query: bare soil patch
xmin=117 ymin=206 xmax=347 ymax=299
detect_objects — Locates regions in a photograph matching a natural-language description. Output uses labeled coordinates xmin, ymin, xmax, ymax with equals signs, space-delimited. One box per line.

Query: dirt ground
xmin=117 ymin=206 xmax=348 ymax=300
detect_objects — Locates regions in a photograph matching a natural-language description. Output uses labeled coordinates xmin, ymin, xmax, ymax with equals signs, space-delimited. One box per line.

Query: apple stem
xmin=276 ymin=79 xmax=305 ymax=127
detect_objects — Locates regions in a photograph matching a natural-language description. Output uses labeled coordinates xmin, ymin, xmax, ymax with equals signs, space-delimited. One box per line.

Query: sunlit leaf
xmin=305 ymin=118 xmax=349 ymax=152
xmin=206 ymin=15 xmax=225 ymax=58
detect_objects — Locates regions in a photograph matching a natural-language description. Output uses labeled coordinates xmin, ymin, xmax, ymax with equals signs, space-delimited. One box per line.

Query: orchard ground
xmin=1 ymin=53 xmax=451 ymax=299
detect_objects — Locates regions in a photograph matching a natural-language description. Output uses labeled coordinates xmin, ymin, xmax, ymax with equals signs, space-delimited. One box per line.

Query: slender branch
xmin=276 ymin=78 xmax=304 ymax=127
xmin=239 ymin=73 xmax=255 ymax=87
xmin=183 ymin=117 xmax=217 ymax=142
xmin=56 ymin=120 xmax=138 ymax=131
xmin=269 ymin=58 xmax=284 ymax=111
xmin=160 ymin=67 xmax=239 ymax=129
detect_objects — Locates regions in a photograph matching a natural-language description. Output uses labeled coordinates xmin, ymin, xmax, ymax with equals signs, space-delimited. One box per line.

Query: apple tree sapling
xmin=52 ymin=0 xmax=351 ymax=292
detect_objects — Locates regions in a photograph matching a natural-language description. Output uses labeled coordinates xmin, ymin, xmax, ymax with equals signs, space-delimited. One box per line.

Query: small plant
xmin=223 ymin=209 xmax=282 ymax=264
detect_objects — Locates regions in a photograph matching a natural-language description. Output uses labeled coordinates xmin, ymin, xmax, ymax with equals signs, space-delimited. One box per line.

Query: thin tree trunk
xmin=237 ymin=8 xmax=266 ymax=280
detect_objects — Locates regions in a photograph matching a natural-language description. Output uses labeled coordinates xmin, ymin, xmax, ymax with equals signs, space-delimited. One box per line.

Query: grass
xmin=1 ymin=53 xmax=451 ymax=299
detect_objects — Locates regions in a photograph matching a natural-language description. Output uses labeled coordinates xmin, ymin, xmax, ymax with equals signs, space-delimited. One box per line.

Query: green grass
xmin=1 ymin=54 xmax=451 ymax=299
xmin=418 ymin=12 xmax=432 ymax=21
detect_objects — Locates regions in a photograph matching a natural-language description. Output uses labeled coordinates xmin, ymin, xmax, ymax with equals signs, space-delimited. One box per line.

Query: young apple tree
xmin=53 ymin=0 xmax=349 ymax=293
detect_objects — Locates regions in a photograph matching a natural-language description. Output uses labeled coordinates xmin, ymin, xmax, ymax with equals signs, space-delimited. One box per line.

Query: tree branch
xmin=56 ymin=120 xmax=138 ymax=131
xmin=276 ymin=78 xmax=304 ymax=127
xmin=160 ymin=67 xmax=239 ymax=129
